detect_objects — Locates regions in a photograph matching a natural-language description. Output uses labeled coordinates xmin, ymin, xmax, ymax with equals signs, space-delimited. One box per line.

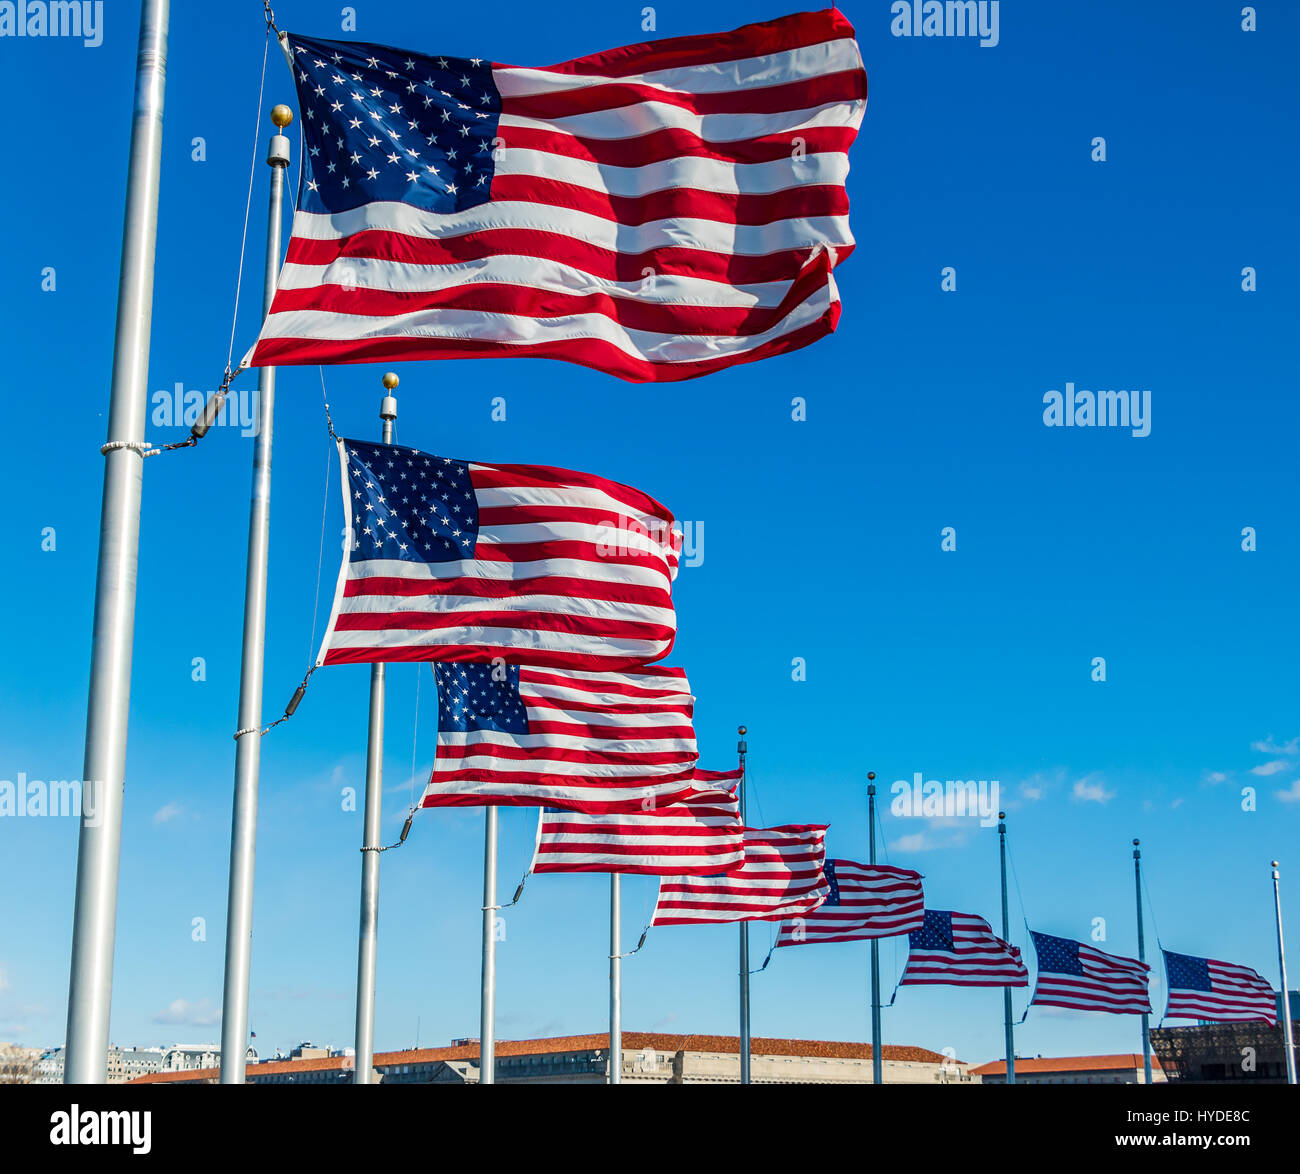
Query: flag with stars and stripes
xmin=316 ymin=438 xmax=681 ymax=671
xmin=245 ymin=10 xmax=866 ymax=382
xmin=420 ymin=661 xmax=698 ymax=813
xmin=531 ymin=776 xmax=743 ymax=875
xmin=650 ymin=825 xmax=829 ymax=925
xmin=1162 ymin=949 xmax=1277 ymax=1025
xmin=774 ymin=861 xmax=924 ymax=948
xmin=1028 ymin=931 xmax=1152 ymax=1015
xmin=899 ymin=910 xmax=1029 ymax=988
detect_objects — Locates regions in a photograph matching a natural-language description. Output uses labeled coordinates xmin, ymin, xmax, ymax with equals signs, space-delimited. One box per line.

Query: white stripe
xmin=346 ymin=554 xmax=671 ymax=590
xmin=325 ymin=626 xmax=667 ymax=660
xmin=339 ymin=591 xmax=675 ymax=626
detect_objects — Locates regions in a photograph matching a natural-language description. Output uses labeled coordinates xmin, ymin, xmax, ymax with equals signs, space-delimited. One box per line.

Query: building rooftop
xmin=970 ymin=1054 xmax=1163 ymax=1076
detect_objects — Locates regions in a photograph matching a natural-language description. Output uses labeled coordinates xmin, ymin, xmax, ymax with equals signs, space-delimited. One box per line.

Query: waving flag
xmin=420 ymin=662 xmax=697 ymax=812
xmin=531 ymin=779 xmax=742 ymax=875
xmin=775 ymin=860 xmax=923 ymax=947
xmin=650 ymin=825 xmax=829 ymax=925
xmin=246 ymin=10 xmax=867 ymax=381
xmin=317 ymin=439 xmax=680 ymax=670
xmin=1028 ymin=931 xmax=1151 ymax=1015
xmin=1162 ymin=949 xmax=1277 ymax=1025
xmin=899 ymin=910 xmax=1028 ymax=988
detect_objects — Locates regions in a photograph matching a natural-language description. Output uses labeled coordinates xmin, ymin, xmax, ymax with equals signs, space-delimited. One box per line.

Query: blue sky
xmin=2 ymin=0 xmax=1297 ymax=1069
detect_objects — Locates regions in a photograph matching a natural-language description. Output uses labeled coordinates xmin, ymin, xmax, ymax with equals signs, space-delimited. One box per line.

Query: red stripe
xmin=500 ymin=9 xmax=857 ymax=79
xmin=500 ymin=69 xmax=865 ymax=120
xmin=283 ymin=226 xmax=854 ymax=290
xmin=331 ymin=608 xmax=673 ymax=642
xmin=342 ymin=573 xmax=671 ymax=607
xmin=250 ymin=299 xmax=839 ymax=382
xmin=320 ymin=643 xmax=666 ymax=671
xmin=437 ymin=743 xmax=692 ymax=766
xmin=422 ymin=787 xmax=699 ymax=814
xmin=471 ymin=463 xmax=674 ymax=521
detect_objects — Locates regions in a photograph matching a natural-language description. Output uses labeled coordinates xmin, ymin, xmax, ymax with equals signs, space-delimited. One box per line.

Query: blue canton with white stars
xmin=909 ymin=909 xmax=955 ymax=950
xmin=1031 ymin=931 xmax=1085 ymax=975
xmin=1163 ymin=950 xmax=1213 ymax=991
xmin=823 ymin=861 xmax=841 ymax=907
xmin=344 ymin=440 xmax=479 ymax=564
xmin=287 ymin=34 xmax=501 ymax=215
xmin=435 ymin=663 xmax=530 ymax=735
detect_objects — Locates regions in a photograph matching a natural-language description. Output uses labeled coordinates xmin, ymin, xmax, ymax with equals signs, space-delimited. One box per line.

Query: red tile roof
xmin=130 ymin=1032 xmax=957 ymax=1083
xmin=970 ymin=1054 xmax=1163 ymax=1076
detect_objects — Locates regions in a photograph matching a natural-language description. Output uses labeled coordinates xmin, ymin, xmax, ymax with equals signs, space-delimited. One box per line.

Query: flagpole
xmin=998 ymin=810 xmax=1015 ymax=1085
xmin=353 ymin=375 xmax=398 ymax=1084
xmin=64 ymin=0 xmax=170 ymax=1085
xmin=1273 ymin=860 xmax=1297 ymax=1085
xmin=867 ymin=772 xmax=882 ymax=1085
xmin=1133 ymin=839 xmax=1152 ymax=1084
xmin=609 ymin=872 xmax=622 ymax=1085
xmin=480 ymin=806 xmax=498 ymax=1084
xmin=737 ymin=724 xmax=750 ymax=1085
xmin=219 ymin=103 xmax=292 ymax=1085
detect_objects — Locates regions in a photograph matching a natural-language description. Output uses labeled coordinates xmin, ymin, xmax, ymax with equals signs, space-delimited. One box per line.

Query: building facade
xmin=971 ymin=1054 xmax=1166 ymax=1084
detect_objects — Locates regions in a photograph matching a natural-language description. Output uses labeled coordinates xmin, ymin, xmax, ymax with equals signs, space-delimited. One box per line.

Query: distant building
xmin=131 ymin=1032 xmax=978 ymax=1085
xmin=34 ymin=1045 xmax=168 ymax=1084
xmin=0 ymin=1043 xmax=44 ymax=1084
xmin=1152 ymin=1019 xmax=1299 ymax=1082
xmin=971 ymin=1054 xmax=1165 ymax=1084
xmin=161 ymin=1043 xmax=258 ymax=1072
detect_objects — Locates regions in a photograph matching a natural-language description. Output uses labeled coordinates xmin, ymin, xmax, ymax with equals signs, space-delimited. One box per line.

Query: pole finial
xmin=737 ymin=725 xmax=747 ymax=736
xmin=1272 ymin=860 xmax=1280 ymax=869
xmin=382 ymin=372 xmax=399 ymax=390
xmin=867 ymin=771 xmax=875 ymax=781
xmin=271 ymin=104 xmax=294 ymax=128
xmin=998 ymin=811 xmax=1006 ymax=821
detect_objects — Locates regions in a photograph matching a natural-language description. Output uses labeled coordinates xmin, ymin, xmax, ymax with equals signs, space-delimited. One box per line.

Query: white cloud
xmin=1072 ymin=776 xmax=1115 ymax=804
xmin=894 ymin=833 xmax=931 ymax=853
xmin=1251 ymin=736 xmax=1299 ymax=756
xmin=152 ymin=998 xmax=220 ymax=1027
xmin=152 ymin=802 xmax=184 ymax=825
xmin=1204 ymin=770 xmax=1229 ymax=785
xmin=1251 ymin=760 xmax=1287 ymax=777
xmin=1276 ymin=781 xmax=1300 ymax=804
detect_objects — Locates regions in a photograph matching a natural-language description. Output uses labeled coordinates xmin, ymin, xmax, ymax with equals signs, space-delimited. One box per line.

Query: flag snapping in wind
xmin=420 ymin=662 xmax=698 ymax=813
xmin=531 ymin=777 xmax=742 ymax=875
xmin=899 ymin=910 xmax=1029 ymax=988
xmin=317 ymin=439 xmax=680 ymax=670
xmin=1028 ymin=931 xmax=1151 ymax=1015
xmin=1162 ymin=949 xmax=1277 ymax=1025
xmin=246 ymin=11 xmax=866 ymax=381
xmin=650 ymin=825 xmax=829 ymax=925
xmin=774 ymin=860 xmax=924 ymax=947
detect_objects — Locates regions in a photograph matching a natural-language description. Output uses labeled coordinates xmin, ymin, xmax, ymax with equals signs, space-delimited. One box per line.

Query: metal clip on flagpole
xmin=65 ymin=0 xmax=170 ymax=1085
xmin=998 ymin=811 xmax=1015 ymax=1086
xmin=737 ymin=725 xmax=751 ymax=1085
xmin=219 ymin=103 xmax=292 ymax=1086
xmin=1133 ymin=839 xmax=1153 ymax=1085
xmin=354 ymin=373 xmax=398 ymax=1085
xmin=1273 ymin=861 xmax=1297 ymax=1085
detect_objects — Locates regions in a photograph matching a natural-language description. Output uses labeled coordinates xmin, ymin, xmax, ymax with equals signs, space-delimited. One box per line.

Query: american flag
xmin=317 ymin=438 xmax=680 ymax=670
xmin=899 ymin=910 xmax=1029 ymax=988
xmin=420 ymin=661 xmax=697 ymax=812
xmin=531 ymin=779 xmax=742 ymax=875
xmin=650 ymin=825 xmax=829 ymax=925
xmin=774 ymin=860 xmax=924 ymax=948
xmin=246 ymin=11 xmax=866 ymax=381
xmin=1028 ymin=931 xmax=1151 ymax=1015
xmin=1162 ymin=949 xmax=1278 ymax=1026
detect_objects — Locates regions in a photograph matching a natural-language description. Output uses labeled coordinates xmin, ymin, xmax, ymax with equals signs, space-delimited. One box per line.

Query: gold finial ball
xmin=271 ymin=104 xmax=294 ymax=129
xmin=382 ymin=372 xmax=400 ymax=390
xmin=737 ymin=725 xmax=747 ymax=736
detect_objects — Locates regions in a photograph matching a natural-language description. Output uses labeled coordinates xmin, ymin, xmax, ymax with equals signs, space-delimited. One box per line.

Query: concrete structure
xmin=131 ymin=1032 xmax=977 ymax=1085
xmin=970 ymin=1054 xmax=1166 ymax=1084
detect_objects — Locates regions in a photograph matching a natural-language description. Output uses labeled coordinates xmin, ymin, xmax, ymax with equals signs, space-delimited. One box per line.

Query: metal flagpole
xmin=480 ymin=807 xmax=499 ymax=1084
xmin=867 ymin=772 xmax=882 ymax=1085
xmin=998 ymin=810 xmax=1015 ymax=1085
xmin=353 ymin=375 xmax=399 ymax=1084
xmin=1133 ymin=839 xmax=1152 ymax=1084
xmin=64 ymin=0 xmax=171 ymax=1084
xmin=609 ymin=873 xmax=622 ymax=1085
xmin=219 ymin=103 xmax=292 ymax=1085
xmin=737 ymin=724 xmax=751 ymax=1084
xmin=1273 ymin=860 xmax=1297 ymax=1085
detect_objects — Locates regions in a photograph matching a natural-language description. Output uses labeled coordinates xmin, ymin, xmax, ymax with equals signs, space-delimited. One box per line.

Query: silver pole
xmin=1273 ymin=860 xmax=1297 ymax=1085
xmin=737 ymin=725 xmax=750 ymax=1085
xmin=868 ymin=773 xmax=882 ymax=1085
xmin=998 ymin=810 xmax=1015 ymax=1085
xmin=354 ymin=376 xmax=399 ymax=1084
xmin=609 ymin=872 xmax=622 ymax=1085
xmin=64 ymin=0 xmax=170 ymax=1085
xmin=219 ymin=105 xmax=292 ymax=1085
xmin=1133 ymin=839 xmax=1152 ymax=1084
xmin=480 ymin=806 xmax=498 ymax=1084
